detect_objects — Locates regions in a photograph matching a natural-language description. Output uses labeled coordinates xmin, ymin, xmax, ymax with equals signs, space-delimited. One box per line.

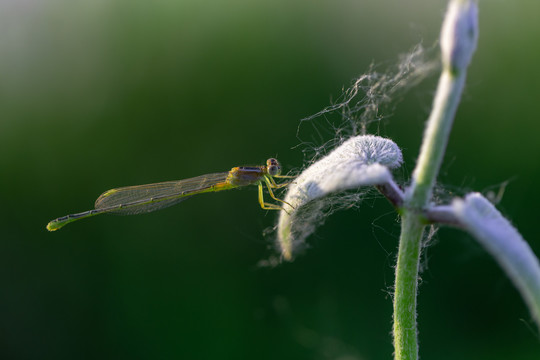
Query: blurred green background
xmin=1 ymin=0 xmax=539 ymax=359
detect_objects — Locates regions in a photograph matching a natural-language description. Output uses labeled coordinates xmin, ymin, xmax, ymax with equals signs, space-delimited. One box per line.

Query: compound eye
xmin=267 ymin=158 xmax=279 ymax=167
xmin=267 ymin=164 xmax=281 ymax=176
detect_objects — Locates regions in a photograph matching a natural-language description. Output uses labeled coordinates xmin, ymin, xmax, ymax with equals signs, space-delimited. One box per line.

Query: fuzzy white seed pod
xmin=440 ymin=0 xmax=479 ymax=73
xmin=277 ymin=135 xmax=403 ymax=260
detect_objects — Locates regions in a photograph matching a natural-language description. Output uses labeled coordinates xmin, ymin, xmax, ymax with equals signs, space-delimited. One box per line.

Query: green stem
xmin=393 ymin=70 xmax=466 ymax=360
xmin=393 ymin=212 xmax=425 ymax=360
xmin=393 ymin=68 xmax=466 ymax=360
xmin=392 ymin=0 xmax=477 ymax=356
xmin=408 ymin=70 xmax=466 ymax=208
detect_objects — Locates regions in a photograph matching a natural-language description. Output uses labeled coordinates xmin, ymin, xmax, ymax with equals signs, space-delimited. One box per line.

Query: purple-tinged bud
xmin=440 ymin=0 xmax=479 ymax=73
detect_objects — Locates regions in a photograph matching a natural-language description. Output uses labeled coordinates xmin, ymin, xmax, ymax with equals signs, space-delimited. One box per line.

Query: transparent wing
xmin=94 ymin=172 xmax=230 ymax=215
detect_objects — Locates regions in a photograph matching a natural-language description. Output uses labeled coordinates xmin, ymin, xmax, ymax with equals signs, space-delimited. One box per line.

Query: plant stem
xmin=392 ymin=67 xmax=466 ymax=360
xmin=392 ymin=1 xmax=478 ymax=358
xmin=409 ymin=0 xmax=478 ymax=208
xmin=408 ymin=70 xmax=466 ymax=208
xmin=393 ymin=69 xmax=466 ymax=360
xmin=393 ymin=212 xmax=424 ymax=360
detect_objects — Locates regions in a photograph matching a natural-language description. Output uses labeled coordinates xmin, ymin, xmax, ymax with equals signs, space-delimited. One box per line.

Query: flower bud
xmin=440 ymin=0 xmax=479 ymax=74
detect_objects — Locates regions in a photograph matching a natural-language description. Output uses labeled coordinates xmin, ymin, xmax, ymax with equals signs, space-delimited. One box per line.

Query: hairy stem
xmin=392 ymin=1 xmax=478 ymax=359
xmin=393 ymin=212 xmax=424 ymax=360
xmin=392 ymin=61 xmax=465 ymax=360
xmin=407 ymin=70 xmax=466 ymax=207
xmin=393 ymin=63 xmax=467 ymax=360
